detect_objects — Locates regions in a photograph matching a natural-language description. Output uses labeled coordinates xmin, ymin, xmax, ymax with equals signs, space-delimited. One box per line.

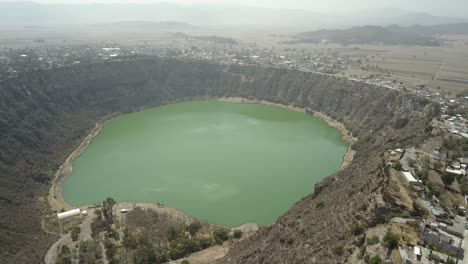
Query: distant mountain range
xmin=0 ymin=2 xmax=467 ymax=30
xmin=293 ymin=23 xmax=468 ymax=46
xmin=90 ymin=21 xmax=196 ymax=31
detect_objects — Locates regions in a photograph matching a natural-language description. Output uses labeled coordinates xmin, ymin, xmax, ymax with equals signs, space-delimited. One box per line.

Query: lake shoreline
xmin=48 ymin=114 xmax=118 ymax=213
xmin=47 ymin=97 xmax=355 ymax=215
xmin=216 ymin=97 xmax=356 ymax=169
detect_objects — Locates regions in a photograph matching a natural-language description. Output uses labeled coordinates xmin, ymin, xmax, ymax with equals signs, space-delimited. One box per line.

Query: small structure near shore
xmin=57 ymin=208 xmax=81 ymax=220
xmin=57 ymin=208 xmax=82 ymax=232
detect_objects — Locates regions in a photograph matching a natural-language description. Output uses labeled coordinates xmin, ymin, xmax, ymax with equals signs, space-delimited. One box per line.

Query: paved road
xmin=44 ymin=211 xmax=95 ymax=264
xmin=462 ymin=229 xmax=468 ymax=264
xmin=44 ymin=232 xmax=70 ymax=264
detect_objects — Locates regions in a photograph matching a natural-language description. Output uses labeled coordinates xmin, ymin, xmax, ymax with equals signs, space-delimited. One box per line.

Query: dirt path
xmin=44 ymin=232 xmax=70 ymax=264
xmin=44 ymin=211 xmax=94 ymax=264
xmin=186 ymin=245 xmax=228 ymax=264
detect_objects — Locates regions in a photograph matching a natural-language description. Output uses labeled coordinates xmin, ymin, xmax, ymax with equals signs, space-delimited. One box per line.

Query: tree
xmin=102 ymin=197 xmax=116 ymax=223
xmin=422 ymin=156 xmax=431 ymax=168
xmin=213 ymin=228 xmax=229 ymax=244
xmin=233 ymin=230 xmax=243 ymax=239
xmin=56 ymin=245 xmax=72 ymax=264
xmin=415 ymin=169 xmax=429 ymax=181
xmin=186 ymin=221 xmax=202 ymax=236
xmin=71 ymin=226 xmax=81 ymax=242
xmin=104 ymin=239 xmax=117 ymax=262
xmin=383 ymin=231 xmax=399 ymax=249
xmin=442 ymin=173 xmax=456 ymax=187
xmin=351 ymin=223 xmax=364 ymax=236
xmin=78 ymin=240 xmax=102 ymax=264
xmin=123 ymin=229 xmax=138 ymax=249
xmin=433 ymin=160 xmax=443 ymax=171
xmin=133 ymin=245 xmax=159 ymax=264
xmin=167 ymin=225 xmax=180 ymax=241
xmin=411 ymin=201 xmax=429 ymax=218
xmin=369 ymin=255 xmax=383 ymax=264
xmin=461 ymin=184 xmax=468 ymax=195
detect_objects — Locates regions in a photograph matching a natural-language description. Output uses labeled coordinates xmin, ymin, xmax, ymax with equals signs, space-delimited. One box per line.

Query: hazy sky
xmin=2 ymin=0 xmax=468 ymax=17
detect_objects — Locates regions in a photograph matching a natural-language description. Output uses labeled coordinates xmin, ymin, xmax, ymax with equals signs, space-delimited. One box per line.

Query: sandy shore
xmin=216 ymin=97 xmax=356 ymax=169
xmin=48 ymin=114 xmax=117 ymax=212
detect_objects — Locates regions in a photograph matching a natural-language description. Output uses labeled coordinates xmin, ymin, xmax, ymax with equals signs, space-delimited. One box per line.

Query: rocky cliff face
xmin=0 ymin=58 xmax=437 ymax=263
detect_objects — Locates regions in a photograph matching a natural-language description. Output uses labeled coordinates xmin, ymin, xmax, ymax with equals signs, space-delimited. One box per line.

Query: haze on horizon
xmin=1 ymin=0 xmax=467 ymax=30
xmin=1 ymin=0 xmax=468 ymax=17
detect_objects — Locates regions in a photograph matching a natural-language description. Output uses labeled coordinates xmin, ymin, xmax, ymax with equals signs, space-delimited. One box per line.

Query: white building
xmin=57 ymin=208 xmax=81 ymax=220
xmin=401 ymin=171 xmax=423 ymax=186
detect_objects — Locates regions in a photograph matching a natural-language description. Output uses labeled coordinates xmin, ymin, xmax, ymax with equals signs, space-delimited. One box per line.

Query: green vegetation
xmin=415 ymin=168 xmax=429 ymax=181
xmin=427 ymin=182 xmax=444 ymax=198
xmin=213 ymin=228 xmax=229 ymax=245
xmin=55 ymin=245 xmax=72 ymax=264
xmin=186 ymin=221 xmax=202 ymax=236
xmin=316 ymin=201 xmax=325 ymax=209
xmin=442 ymin=173 xmax=456 ymax=187
xmin=90 ymin=197 xmax=117 ymax=238
xmin=366 ymin=235 xmax=380 ymax=245
xmin=433 ymin=160 xmax=443 ymax=171
xmin=447 ymin=258 xmax=456 ymax=264
xmin=393 ymin=161 xmax=403 ymax=170
xmin=233 ymin=230 xmax=243 ymax=239
xmin=104 ymin=239 xmax=118 ymax=263
xmin=78 ymin=240 xmax=102 ymax=264
xmin=357 ymin=245 xmax=366 ymax=259
xmin=333 ymin=243 xmax=344 ymax=255
xmin=351 ymin=223 xmax=364 ymax=236
xmin=71 ymin=226 xmax=81 ymax=242
xmin=120 ymin=207 xmax=235 ymax=262
xmin=383 ymin=231 xmax=399 ymax=249
xmin=461 ymin=184 xmax=468 ymax=195
xmin=411 ymin=202 xmax=429 ymax=218
xmin=443 ymin=136 xmax=468 ymax=158
xmin=0 ymin=56 xmax=439 ymax=263
xmin=368 ymin=255 xmax=383 ymax=264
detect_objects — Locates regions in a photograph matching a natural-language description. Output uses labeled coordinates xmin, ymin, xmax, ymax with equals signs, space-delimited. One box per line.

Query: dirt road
xmin=44 ymin=210 xmax=95 ymax=264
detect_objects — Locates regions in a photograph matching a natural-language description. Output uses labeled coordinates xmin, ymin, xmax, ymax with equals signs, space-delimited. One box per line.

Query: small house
xmin=401 ymin=171 xmax=423 ymax=186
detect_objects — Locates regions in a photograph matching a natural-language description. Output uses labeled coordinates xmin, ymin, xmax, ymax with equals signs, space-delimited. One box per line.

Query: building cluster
xmin=0 ymin=42 xmax=352 ymax=82
xmin=385 ymin=141 xmax=468 ymax=262
xmin=442 ymin=113 xmax=468 ymax=139
xmin=0 ymin=45 xmax=138 ymax=80
xmin=397 ymin=215 xmax=465 ymax=263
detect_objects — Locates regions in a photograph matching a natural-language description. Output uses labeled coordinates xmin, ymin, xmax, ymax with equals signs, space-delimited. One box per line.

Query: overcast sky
xmin=2 ymin=0 xmax=468 ymax=17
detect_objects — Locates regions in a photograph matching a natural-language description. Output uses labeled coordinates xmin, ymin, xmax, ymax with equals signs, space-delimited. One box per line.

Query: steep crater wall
xmin=0 ymin=58 xmax=437 ymax=263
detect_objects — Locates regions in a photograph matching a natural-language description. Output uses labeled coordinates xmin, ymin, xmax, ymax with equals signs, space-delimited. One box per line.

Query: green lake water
xmin=62 ymin=101 xmax=347 ymax=226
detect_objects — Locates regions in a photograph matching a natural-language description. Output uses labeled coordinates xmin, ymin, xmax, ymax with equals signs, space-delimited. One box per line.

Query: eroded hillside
xmin=0 ymin=58 xmax=437 ymax=263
